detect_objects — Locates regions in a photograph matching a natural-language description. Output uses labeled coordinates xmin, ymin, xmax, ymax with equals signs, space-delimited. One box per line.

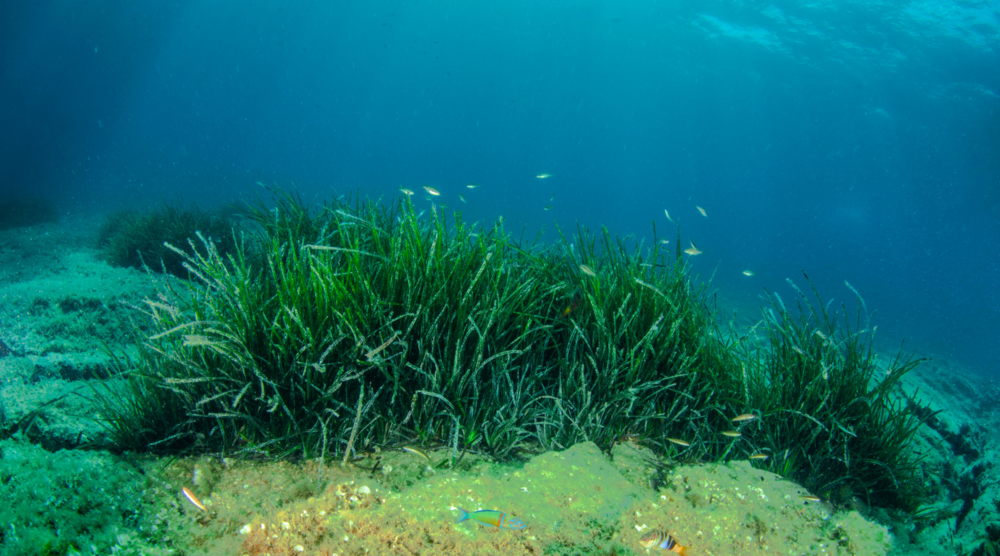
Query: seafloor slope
xmin=0 ymin=213 xmax=996 ymax=555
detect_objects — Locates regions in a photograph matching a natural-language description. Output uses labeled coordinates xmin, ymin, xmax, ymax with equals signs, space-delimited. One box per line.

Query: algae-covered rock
xmin=361 ymin=441 xmax=644 ymax=555
xmin=0 ymin=439 xmax=168 ymax=556
xmin=153 ymin=441 xmax=645 ymax=555
xmin=142 ymin=442 xmax=895 ymax=555
xmin=620 ymin=459 xmax=892 ymax=555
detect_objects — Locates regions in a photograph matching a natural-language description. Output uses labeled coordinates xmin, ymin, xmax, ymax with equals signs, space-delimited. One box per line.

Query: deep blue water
xmin=1 ymin=1 xmax=997 ymax=375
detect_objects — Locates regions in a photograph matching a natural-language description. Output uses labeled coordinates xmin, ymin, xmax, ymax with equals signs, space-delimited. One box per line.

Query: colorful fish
xmin=181 ymin=486 xmax=208 ymax=512
xmin=401 ymin=446 xmax=431 ymax=462
xmin=455 ymin=508 xmax=526 ymax=530
xmin=561 ymin=289 xmax=583 ymax=318
xmin=639 ymin=530 xmax=689 ymax=554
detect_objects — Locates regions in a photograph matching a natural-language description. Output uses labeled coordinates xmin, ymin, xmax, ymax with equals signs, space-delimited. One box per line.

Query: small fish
xmin=466 ymin=183 xmax=481 ymax=189
xmin=561 ymin=289 xmax=583 ymax=318
xmin=664 ymin=209 xmax=673 ymax=222
xmin=638 ymin=530 xmax=689 ymax=555
xmin=683 ymin=240 xmax=702 ymax=256
xmin=423 ymin=185 xmax=441 ymax=196
xmin=721 ymin=431 xmax=742 ymax=438
xmin=182 ymin=486 xmax=208 ymax=512
xmin=459 ymin=194 xmax=467 ymax=203
xmin=732 ymin=414 xmax=756 ymax=422
xmin=544 ymin=205 xmax=553 ymax=211
xmin=696 ymin=206 xmax=707 ymax=217
xmin=536 ymin=173 xmax=552 ymax=179
xmin=749 ymin=453 xmax=769 ymax=460
xmin=456 ymin=508 xmax=526 ymax=530
xmin=660 ymin=239 xmax=670 ymax=245
xmin=365 ymin=332 xmax=399 ymax=361
xmin=580 ymin=264 xmax=597 ymax=277
xmin=801 ymin=495 xmax=822 ymax=502
xmin=399 ymin=188 xmax=415 ymax=196
xmin=792 ymin=346 xmax=806 ymax=356
xmin=742 ymin=270 xmax=755 ymax=276
xmin=814 ymin=330 xmax=828 ymax=341
xmin=666 ymin=438 xmax=690 ymax=447
xmin=402 ymin=446 xmax=431 ymax=462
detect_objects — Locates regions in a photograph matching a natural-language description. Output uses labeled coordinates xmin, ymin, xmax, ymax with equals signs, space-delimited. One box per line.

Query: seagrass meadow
xmin=94 ymin=188 xmax=930 ymax=518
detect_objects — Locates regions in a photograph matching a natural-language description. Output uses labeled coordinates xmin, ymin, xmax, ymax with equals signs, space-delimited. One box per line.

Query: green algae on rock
xmin=146 ymin=441 xmax=891 ymax=555
xmin=625 ymin=459 xmax=892 ymax=555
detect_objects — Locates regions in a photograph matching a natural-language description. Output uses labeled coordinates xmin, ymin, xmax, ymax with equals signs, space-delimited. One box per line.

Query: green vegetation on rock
xmin=0 ymin=439 xmax=167 ymax=556
xmin=733 ymin=280 xmax=930 ymax=512
xmin=0 ymin=195 xmax=57 ymax=231
xmin=93 ymin=188 xmax=929 ymax=515
xmin=97 ymin=202 xmax=236 ymax=276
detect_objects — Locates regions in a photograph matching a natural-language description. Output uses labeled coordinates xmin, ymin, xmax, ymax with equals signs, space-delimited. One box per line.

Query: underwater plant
xmin=0 ymin=439 xmax=165 ymax=556
xmin=97 ymin=202 xmax=236 ymax=276
xmin=92 ymin=188 xmax=927 ymax=512
xmin=93 ymin=190 xmax=737 ymax=462
xmin=0 ymin=195 xmax=57 ymax=230
xmin=734 ymin=276 xmax=930 ymax=511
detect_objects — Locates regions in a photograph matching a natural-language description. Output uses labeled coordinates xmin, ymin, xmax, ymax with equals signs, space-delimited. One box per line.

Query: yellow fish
xmin=639 ymin=530 xmax=689 ymax=555
xmin=466 ymin=183 xmax=481 ymax=189
xmin=696 ymin=206 xmax=707 ymax=217
xmin=402 ymin=446 xmax=431 ymax=461
xmin=742 ymin=270 xmax=755 ymax=276
xmin=399 ymin=188 xmax=415 ymax=196
xmin=560 ymin=289 xmax=583 ymax=318
xmin=182 ymin=487 xmax=208 ymax=512
xmin=732 ymin=413 xmax=756 ymax=422
xmin=456 ymin=508 xmax=526 ymax=529
xmin=666 ymin=438 xmax=690 ymax=447
xmin=579 ymin=264 xmax=597 ymax=277
xmin=664 ymin=209 xmax=673 ymax=222
xmin=721 ymin=431 xmax=742 ymax=438
xmin=536 ymin=173 xmax=552 ymax=179
xmin=423 ymin=185 xmax=441 ymax=196
xmin=683 ymin=240 xmax=702 ymax=256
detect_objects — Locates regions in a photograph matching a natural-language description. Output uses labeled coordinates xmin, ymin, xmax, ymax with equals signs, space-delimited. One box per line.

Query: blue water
xmin=1 ymin=1 xmax=997 ymax=374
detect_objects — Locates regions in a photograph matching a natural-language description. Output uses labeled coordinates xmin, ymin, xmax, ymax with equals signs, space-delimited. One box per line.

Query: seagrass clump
xmin=732 ymin=277 xmax=929 ymax=511
xmin=93 ymin=189 xmax=927 ymax=512
xmin=97 ymin=202 xmax=236 ymax=276
xmin=94 ymin=189 xmax=736 ymax=464
xmin=0 ymin=195 xmax=57 ymax=230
